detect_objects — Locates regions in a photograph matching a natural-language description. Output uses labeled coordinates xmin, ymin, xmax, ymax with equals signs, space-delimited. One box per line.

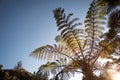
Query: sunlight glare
xmin=69 ymin=73 xmax=83 ymax=80
xmin=107 ymin=68 xmax=120 ymax=80
xmin=111 ymin=71 xmax=120 ymax=80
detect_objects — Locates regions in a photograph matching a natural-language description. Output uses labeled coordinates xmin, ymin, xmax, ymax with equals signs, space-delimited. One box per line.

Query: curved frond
xmin=97 ymin=0 xmax=120 ymax=13
xmin=30 ymin=44 xmax=74 ymax=60
xmin=54 ymin=61 xmax=81 ymax=80
xmin=53 ymin=7 xmax=84 ymax=55
xmin=84 ymin=0 xmax=106 ymax=60
xmin=37 ymin=62 xmax=59 ymax=75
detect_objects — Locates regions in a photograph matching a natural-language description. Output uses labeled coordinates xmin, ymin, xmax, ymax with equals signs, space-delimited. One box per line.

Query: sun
xmin=111 ymin=71 xmax=120 ymax=80
xmin=106 ymin=68 xmax=120 ymax=80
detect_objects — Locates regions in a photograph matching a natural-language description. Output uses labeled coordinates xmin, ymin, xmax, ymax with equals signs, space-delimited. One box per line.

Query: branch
xmin=58 ymin=52 xmax=82 ymax=66
xmin=72 ymin=31 xmax=86 ymax=63
xmin=54 ymin=66 xmax=83 ymax=80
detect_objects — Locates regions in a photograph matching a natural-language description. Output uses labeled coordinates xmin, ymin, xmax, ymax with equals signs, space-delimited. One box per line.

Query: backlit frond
xmin=97 ymin=0 xmax=120 ymax=13
xmin=100 ymin=37 xmax=120 ymax=58
xmin=30 ymin=44 xmax=73 ymax=60
xmin=53 ymin=7 xmax=84 ymax=54
xmin=84 ymin=0 xmax=106 ymax=59
xmin=37 ymin=62 xmax=59 ymax=75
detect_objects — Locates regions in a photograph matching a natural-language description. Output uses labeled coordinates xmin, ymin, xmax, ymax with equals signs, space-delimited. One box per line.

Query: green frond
xmin=70 ymin=23 xmax=82 ymax=29
xmin=53 ymin=8 xmax=65 ymax=19
xmin=94 ymin=25 xmax=105 ymax=30
xmin=56 ymin=58 xmax=68 ymax=66
xmin=30 ymin=44 xmax=72 ymax=60
xmin=39 ymin=62 xmax=58 ymax=70
xmin=100 ymin=38 xmax=120 ymax=58
xmin=66 ymin=13 xmax=73 ymax=23
xmin=96 ymin=0 xmax=107 ymax=6
xmin=38 ymin=61 xmax=59 ymax=75
xmin=57 ymin=20 xmax=66 ymax=27
xmin=53 ymin=7 xmax=84 ymax=54
xmin=85 ymin=23 xmax=91 ymax=27
xmin=62 ymin=31 xmax=73 ymax=39
xmin=95 ymin=16 xmax=106 ymax=20
xmin=55 ymin=35 xmax=62 ymax=42
xmin=94 ymin=21 xmax=106 ymax=25
xmin=61 ymin=27 xmax=69 ymax=36
xmin=96 ymin=0 xmax=120 ymax=13
xmin=58 ymin=24 xmax=68 ymax=31
xmin=68 ymin=18 xmax=79 ymax=26
xmin=84 ymin=0 xmax=106 ymax=53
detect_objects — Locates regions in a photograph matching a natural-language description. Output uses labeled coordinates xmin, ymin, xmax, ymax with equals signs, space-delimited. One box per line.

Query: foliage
xmin=0 ymin=64 xmax=3 ymax=70
xmin=14 ymin=61 xmax=23 ymax=70
xmin=0 ymin=64 xmax=49 ymax=80
xmin=0 ymin=69 xmax=33 ymax=80
xmin=97 ymin=0 xmax=120 ymax=14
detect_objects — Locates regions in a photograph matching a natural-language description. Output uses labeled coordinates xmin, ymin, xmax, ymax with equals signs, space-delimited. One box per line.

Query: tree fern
xmin=30 ymin=0 xmax=120 ymax=80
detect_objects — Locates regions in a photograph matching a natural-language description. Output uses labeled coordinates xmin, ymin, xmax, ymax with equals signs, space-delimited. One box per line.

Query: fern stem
xmin=72 ymin=31 xmax=87 ymax=63
xmin=88 ymin=1 xmax=95 ymax=63
xmin=91 ymin=48 xmax=103 ymax=69
xmin=59 ymin=52 xmax=82 ymax=66
xmin=54 ymin=66 xmax=83 ymax=80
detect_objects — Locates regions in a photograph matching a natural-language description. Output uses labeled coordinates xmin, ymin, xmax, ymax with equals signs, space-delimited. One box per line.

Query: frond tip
xmin=30 ymin=45 xmax=52 ymax=60
xmin=38 ymin=61 xmax=59 ymax=75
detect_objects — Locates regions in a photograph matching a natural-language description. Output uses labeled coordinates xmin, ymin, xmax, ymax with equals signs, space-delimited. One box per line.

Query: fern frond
xmin=30 ymin=44 xmax=73 ymax=60
xmin=54 ymin=60 xmax=82 ymax=80
xmin=53 ymin=7 xmax=84 ymax=55
xmin=85 ymin=0 xmax=106 ymax=43
xmin=58 ymin=24 xmax=68 ymax=31
xmin=37 ymin=61 xmax=59 ymax=75
xmin=83 ymin=0 xmax=107 ymax=61
xmin=100 ymin=37 xmax=120 ymax=58
xmin=66 ymin=13 xmax=73 ymax=23
xmin=97 ymin=0 xmax=120 ymax=14
xmin=68 ymin=18 xmax=79 ymax=26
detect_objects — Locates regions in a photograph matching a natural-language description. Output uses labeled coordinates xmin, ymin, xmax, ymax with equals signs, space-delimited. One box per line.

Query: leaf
xmin=68 ymin=18 xmax=79 ymax=26
xmin=30 ymin=45 xmax=67 ymax=60
xmin=101 ymin=51 xmax=109 ymax=58
xmin=66 ymin=13 xmax=73 ymax=23
xmin=57 ymin=21 xmax=66 ymax=27
xmin=58 ymin=24 xmax=68 ymax=31
xmin=70 ymin=23 xmax=82 ymax=29
xmin=62 ymin=31 xmax=73 ymax=39
xmin=94 ymin=21 xmax=106 ymax=24
xmin=61 ymin=27 xmax=69 ymax=36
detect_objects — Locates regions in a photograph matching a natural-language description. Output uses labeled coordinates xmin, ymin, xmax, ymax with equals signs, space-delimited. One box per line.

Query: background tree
xmin=14 ymin=61 xmax=23 ymax=70
xmin=0 ymin=64 xmax=3 ymax=70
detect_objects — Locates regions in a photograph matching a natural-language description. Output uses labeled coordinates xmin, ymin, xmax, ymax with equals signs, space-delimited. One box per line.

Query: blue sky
xmin=0 ymin=0 xmax=91 ymax=75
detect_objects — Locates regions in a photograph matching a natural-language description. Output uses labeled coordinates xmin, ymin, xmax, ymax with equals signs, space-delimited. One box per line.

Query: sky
xmin=0 ymin=0 xmax=91 ymax=79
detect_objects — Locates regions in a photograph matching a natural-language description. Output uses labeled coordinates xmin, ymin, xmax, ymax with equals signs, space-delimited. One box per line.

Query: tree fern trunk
xmin=82 ymin=62 xmax=98 ymax=80
xmin=82 ymin=74 xmax=99 ymax=80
